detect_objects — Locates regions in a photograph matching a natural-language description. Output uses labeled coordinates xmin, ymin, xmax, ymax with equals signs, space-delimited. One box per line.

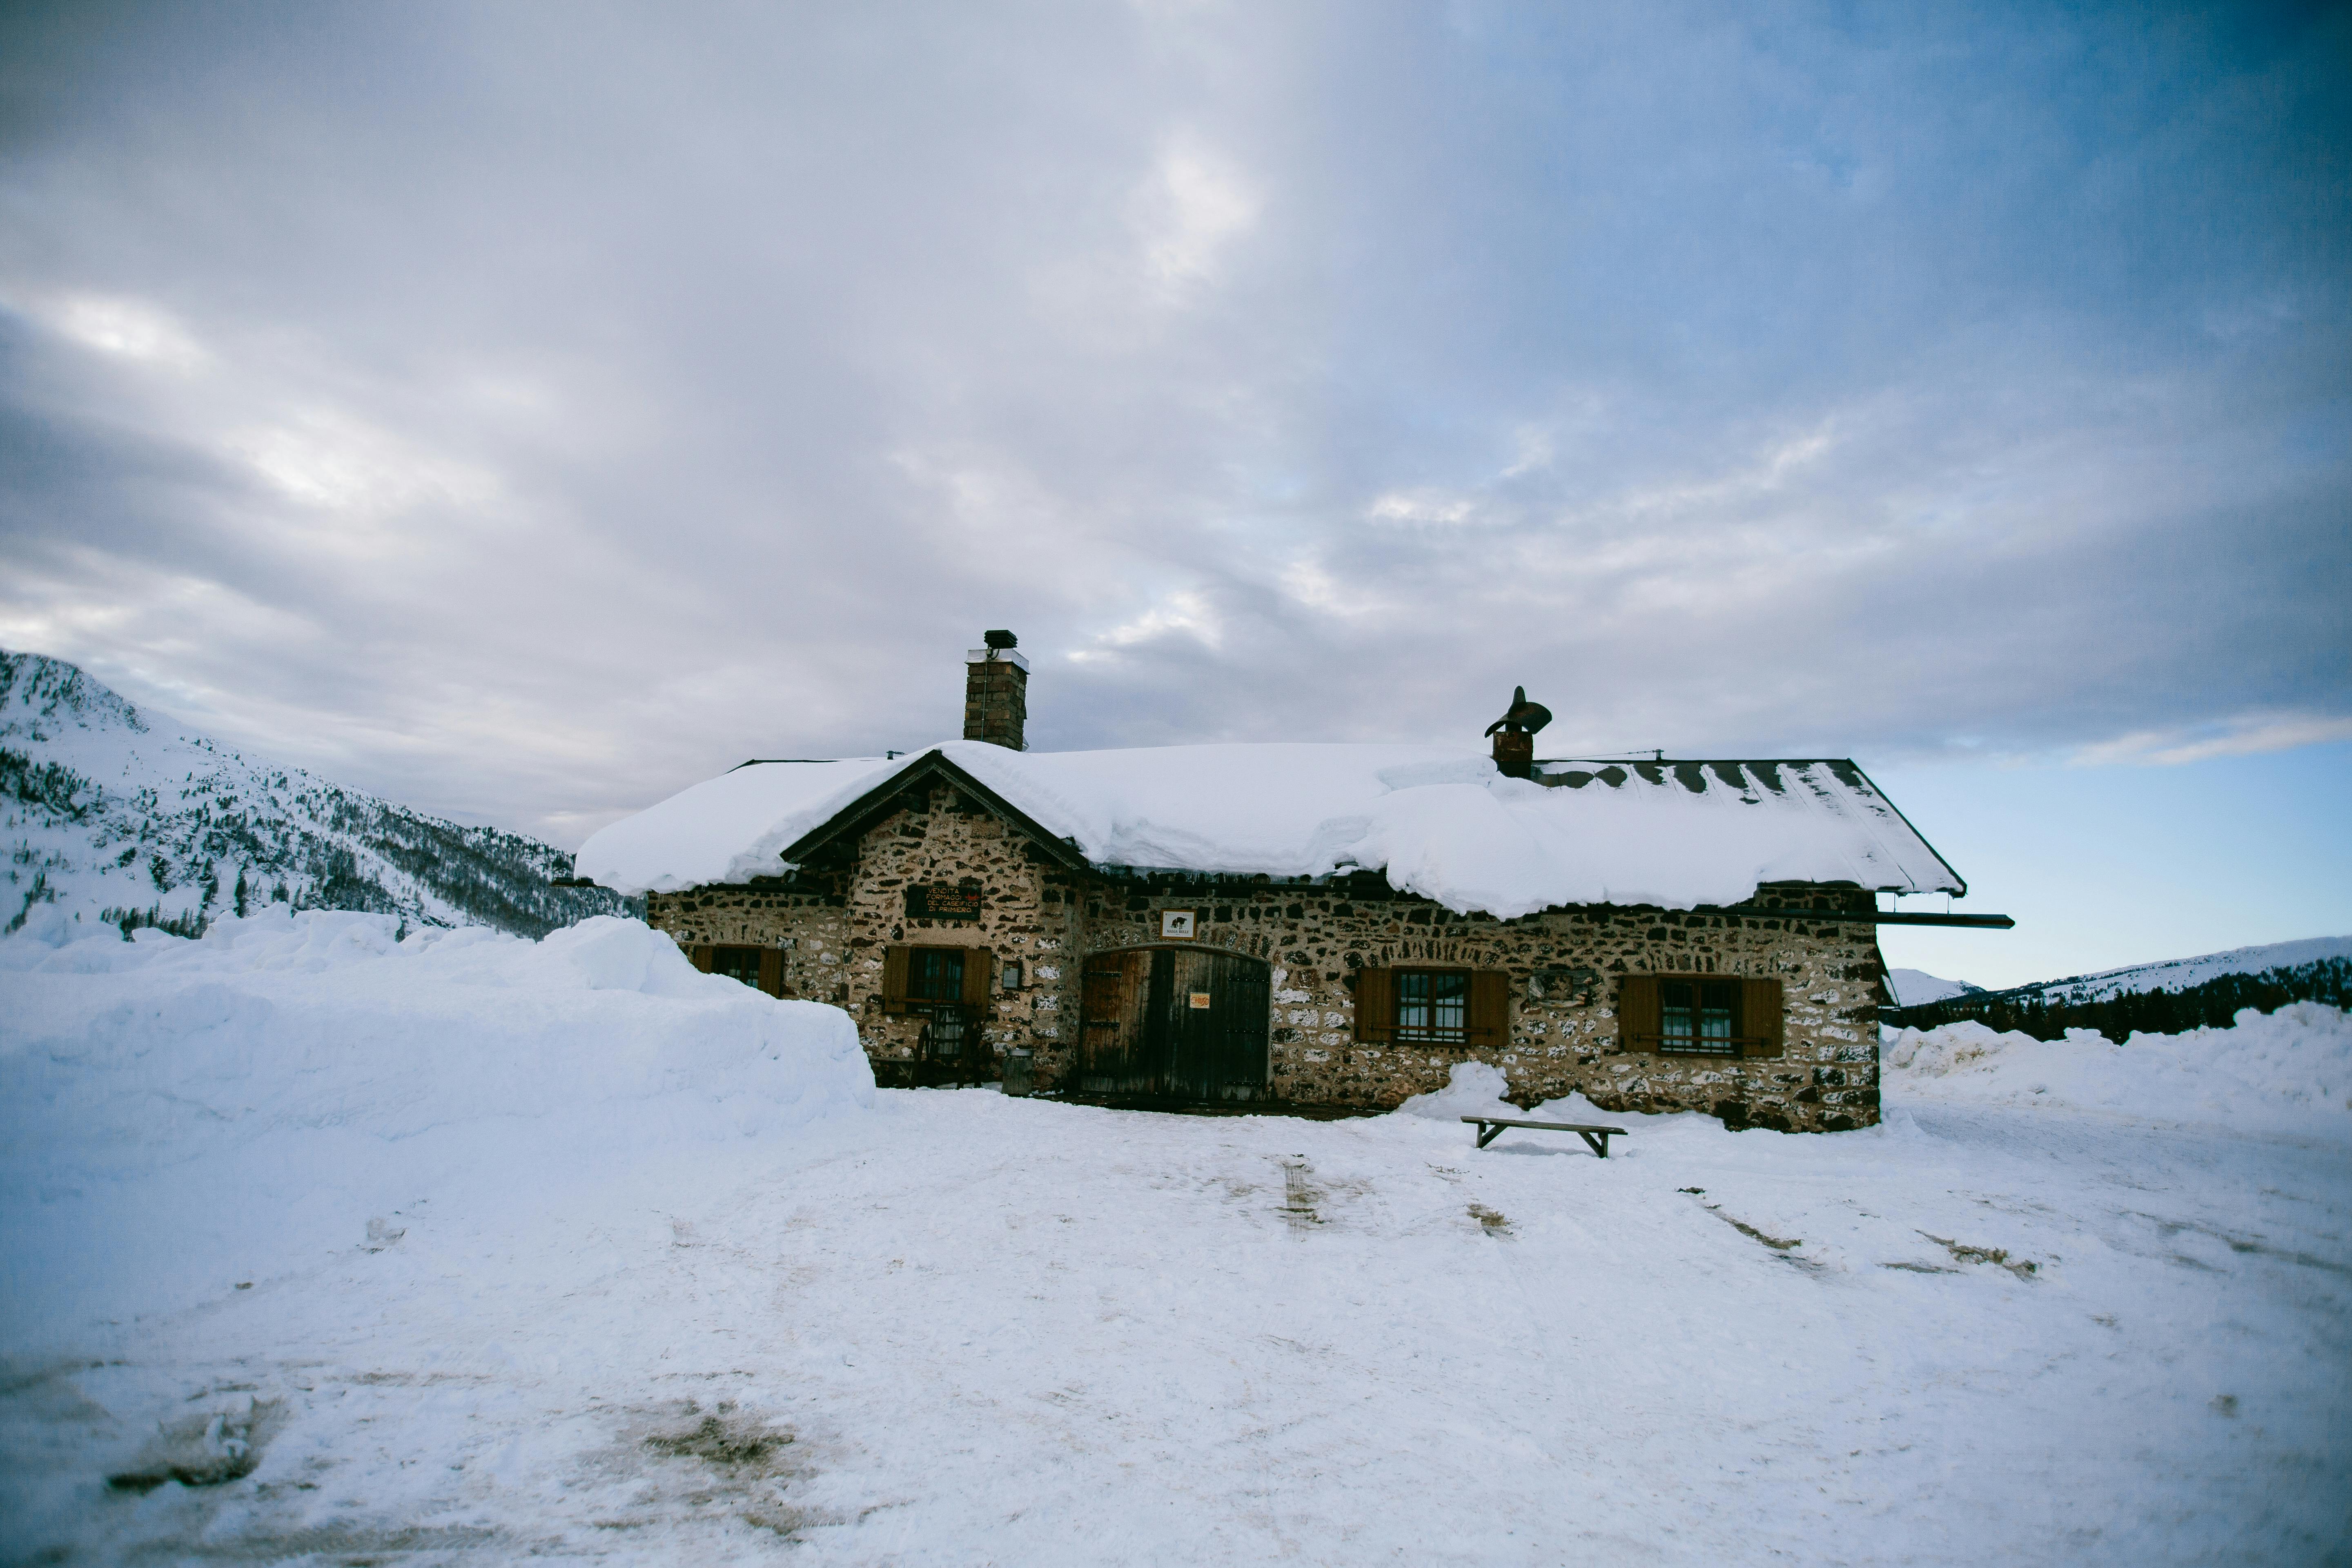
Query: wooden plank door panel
xmin=1079 ymin=949 xmax=1152 ymax=1094
xmin=1213 ymin=956 xmax=1270 ymax=1101
xmin=1162 ymin=949 xmax=1216 ymax=1102
xmin=1158 ymin=949 xmax=1269 ymax=1102
xmin=1083 ymin=947 xmax=1270 ymax=1100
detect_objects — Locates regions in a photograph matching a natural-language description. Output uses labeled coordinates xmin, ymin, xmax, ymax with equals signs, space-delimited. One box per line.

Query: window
xmin=688 ymin=944 xmax=783 ymax=997
xmin=881 ymin=943 xmax=996 ymax=1014
xmin=1395 ymin=969 xmax=1470 ymax=1044
xmin=711 ymin=946 xmax=765 ymax=988
xmin=1618 ymin=975 xmax=1785 ymax=1058
xmin=909 ymin=947 xmax=966 ymax=1002
xmin=1352 ymin=967 xmax=1508 ymax=1047
xmin=1659 ymin=979 xmax=1740 ymax=1056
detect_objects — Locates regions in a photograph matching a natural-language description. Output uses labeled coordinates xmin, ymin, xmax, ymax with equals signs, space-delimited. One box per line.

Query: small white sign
xmin=1159 ymin=909 xmax=1197 ymax=939
xmin=1188 ymin=991 xmax=1212 ymax=1009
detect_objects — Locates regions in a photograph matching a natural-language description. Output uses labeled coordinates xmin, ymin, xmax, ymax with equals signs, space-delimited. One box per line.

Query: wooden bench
xmin=1461 ymin=1116 xmax=1628 ymax=1158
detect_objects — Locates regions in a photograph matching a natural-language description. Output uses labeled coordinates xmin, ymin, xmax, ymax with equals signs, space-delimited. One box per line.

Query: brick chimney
xmin=964 ymin=630 xmax=1028 ymax=750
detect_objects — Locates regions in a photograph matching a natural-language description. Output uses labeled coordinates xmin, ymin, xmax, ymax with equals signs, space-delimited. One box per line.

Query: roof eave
xmin=778 ymin=750 xmax=1090 ymax=873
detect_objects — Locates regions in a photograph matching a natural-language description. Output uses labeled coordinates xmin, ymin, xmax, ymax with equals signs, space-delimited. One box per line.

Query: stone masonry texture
xmin=646 ymin=781 xmax=1888 ymax=1131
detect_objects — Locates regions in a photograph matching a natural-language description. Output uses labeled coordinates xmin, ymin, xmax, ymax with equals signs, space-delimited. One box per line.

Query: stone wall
xmin=648 ymin=805 xmax=1887 ymax=1131
xmin=1071 ymin=876 xmax=1884 ymax=1131
xmin=647 ymin=882 xmax=853 ymax=1005
xmin=648 ymin=782 xmax=1083 ymax=1084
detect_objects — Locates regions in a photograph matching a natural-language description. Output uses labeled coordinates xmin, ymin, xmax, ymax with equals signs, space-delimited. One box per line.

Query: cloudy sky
xmin=3 ymin=2 xmax=2346 ymax=982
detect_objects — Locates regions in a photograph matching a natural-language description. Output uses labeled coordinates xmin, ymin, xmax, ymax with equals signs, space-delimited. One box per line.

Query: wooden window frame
xmin=1392 ymin=967 xmax=1473 ymax=1046
xmin=690 ymin=943 xmax=787 ymax=998
xmin=882 ymin=943 xmax=996 ymax=1014
xmin=1353 ymin=966 xmax=1510 ymax=1048
xmin=907 ymin=947 xmax=967 ymax=1004
xmin=1619 ymin=974 xmax=1785 ymax=1058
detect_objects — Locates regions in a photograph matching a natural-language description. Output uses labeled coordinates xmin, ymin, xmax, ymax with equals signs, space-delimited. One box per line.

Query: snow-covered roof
xmin=577 ymin=739 xmax=1965 ymax=918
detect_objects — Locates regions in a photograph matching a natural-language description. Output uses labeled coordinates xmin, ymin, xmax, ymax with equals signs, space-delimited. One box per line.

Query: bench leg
xmin=1475 ymin=1121 xmax=1504 ymax=1149
xmin=1578 ymin=1130 xmax=1608 ymax=1159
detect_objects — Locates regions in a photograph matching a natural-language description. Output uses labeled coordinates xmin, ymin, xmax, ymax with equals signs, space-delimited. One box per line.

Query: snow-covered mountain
xmin=2 ymin=650 xmax=633 ymax=939
xmin=2019 ymin=936 xmax=2352 ymax=1006
xmin=1886 ymin=967 xmax=1983 ymax=1007
xmin=1882 ymin=933 xmax=2352 ymax=1040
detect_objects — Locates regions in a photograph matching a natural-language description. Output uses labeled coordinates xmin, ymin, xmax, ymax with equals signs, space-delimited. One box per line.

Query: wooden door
xmin=1209 ymin=954 xmax=1270 ymax=1100
xmin=1079 ymin=949 xmax=1154 ymax=1094
xmin=1158 ymin=949 xmax=1270 ymax=1101
xmin=1081 ymin=947 xmax=1269 ymax=1101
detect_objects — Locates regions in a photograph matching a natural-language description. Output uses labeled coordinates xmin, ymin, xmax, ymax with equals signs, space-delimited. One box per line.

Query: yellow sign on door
xmin=1188 ymin=991 xmax=1212 ymax=1009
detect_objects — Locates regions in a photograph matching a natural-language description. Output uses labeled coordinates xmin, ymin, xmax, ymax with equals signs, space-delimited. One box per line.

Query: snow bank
xmin=1394 ymin=1060 xmax=1519 ymax=1121
xmin=580 ymin=739 xmax=1962 ymax=918
xmin=1884 ymin=1003 xmax=2352 ymax=1139
xmin=0 ymin=910 xmax=873 ymax=1342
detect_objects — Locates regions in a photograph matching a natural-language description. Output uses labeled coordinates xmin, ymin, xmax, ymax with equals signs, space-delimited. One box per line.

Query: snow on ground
xmin=3 ymin=924 xmax=2347 ymax=1565
xmin=0 ymin=910 xmax=872 ymax=1344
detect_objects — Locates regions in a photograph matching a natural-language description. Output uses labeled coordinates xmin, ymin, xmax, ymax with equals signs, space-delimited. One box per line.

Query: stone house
xmin=577 ymin=637 xmax=2008 ymax=1131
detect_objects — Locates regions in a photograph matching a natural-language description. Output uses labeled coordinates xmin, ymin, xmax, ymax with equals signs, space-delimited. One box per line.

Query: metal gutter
xmin=1733 ymin=908 xmax=2015 ymax=929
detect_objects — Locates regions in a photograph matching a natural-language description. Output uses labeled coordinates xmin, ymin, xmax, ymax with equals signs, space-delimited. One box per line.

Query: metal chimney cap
xmin=983 ymin=629 xmax=1018 ymax=649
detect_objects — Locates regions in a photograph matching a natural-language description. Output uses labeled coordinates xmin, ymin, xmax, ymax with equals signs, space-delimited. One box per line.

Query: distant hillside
xmin=1 ymin=650 xmax=635 ymax=940
xmin=1883 ymin=936 xmax=2352 ymax=1040
xmin=1886 ymin=967 xmax=1983 ymax=1007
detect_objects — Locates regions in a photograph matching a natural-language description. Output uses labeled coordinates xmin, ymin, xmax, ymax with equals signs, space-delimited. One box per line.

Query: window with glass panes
xmin=1394 ymin=969 xmax=1469 ymax=1043
xmin=909 ymin=948 xmax=966 ymax=1002
xmin=711 ymin=946 xmax=763 ymax=988
xmin=1659 ymin=978 xmax=1741 ymax=1056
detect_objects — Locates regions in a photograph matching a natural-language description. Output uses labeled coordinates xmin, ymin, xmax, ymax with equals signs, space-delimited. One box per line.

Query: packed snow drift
xmin=578 ymin=739 xmax=1962 ymax=918
xmin=0 ymin=909 xmax=873 ymax=1342
xmin=1884 ymin=1002 xmax=2352 ymax=1140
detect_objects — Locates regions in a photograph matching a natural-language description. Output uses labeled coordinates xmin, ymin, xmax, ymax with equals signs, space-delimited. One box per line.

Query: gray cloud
xmin=1 ymin=0 xmax=2345 ymax=844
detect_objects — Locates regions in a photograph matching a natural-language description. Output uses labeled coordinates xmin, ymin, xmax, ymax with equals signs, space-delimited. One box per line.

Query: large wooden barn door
xmin=1160 ymin=949 xmax=1271 ymax=1102
xmin=1079 ymin=949 xmax=1155 ymax=1094
xmin=1080 ymin=947 xmax=1269 ymax=1101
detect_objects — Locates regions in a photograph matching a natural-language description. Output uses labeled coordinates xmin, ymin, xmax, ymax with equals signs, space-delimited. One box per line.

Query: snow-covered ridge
xmin=1886 ymin=967 xmax=1983 ymax=1007
xmin=1 ymin=649 xmax=630 ymax=938
xmin=578 ymin=739 xmax=1965 ymax=918
xmin=2007 ymin=936 xmax=2352 ymax=1006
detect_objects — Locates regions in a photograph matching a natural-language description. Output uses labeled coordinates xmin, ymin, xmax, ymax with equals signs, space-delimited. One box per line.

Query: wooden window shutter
xmin=882 ymin=945 xmax=911 ymax=1013
xmin=1619 ymin=975 xmax=1661 ymax=1051
xmin=958 ymin=947 xmax=994 ymax=1008
xmin=1467 ymin=970 xmax=1510 ymax=1046
xmin=1353 ymin=967 xmax=1393 ymax=1043
xmin=689 ymin=944 xmax=715 ymax=973
xmin=1741 ymin=977 xmax=1786 ymax=1058
xmin=758 ymin=948 xmax=786 ymax=998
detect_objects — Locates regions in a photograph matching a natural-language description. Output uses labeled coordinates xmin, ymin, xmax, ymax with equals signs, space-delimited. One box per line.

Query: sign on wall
xmin=906 ymin=884 xmax=984 ymax=921
xmin=1159 ymin=909 xmax=1197 ymax=939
